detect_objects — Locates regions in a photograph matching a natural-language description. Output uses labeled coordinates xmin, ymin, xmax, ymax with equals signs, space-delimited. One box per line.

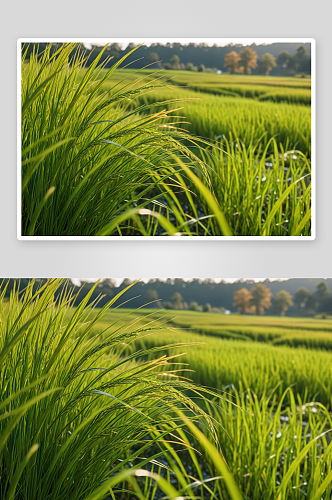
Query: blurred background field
xmin=82 ymin=307 xmax=332 ymax=405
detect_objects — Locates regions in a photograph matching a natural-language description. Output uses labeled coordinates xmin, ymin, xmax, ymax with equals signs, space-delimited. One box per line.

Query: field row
xmin=128 ymin=88 xmax=311 ymax=154
xmin=123 ymin=327 xmax=332 ymax=407
xmin=93 ymin=308 xmax=332 ymax=350
xmin=99 ymin=69 xmax=312 ymax=105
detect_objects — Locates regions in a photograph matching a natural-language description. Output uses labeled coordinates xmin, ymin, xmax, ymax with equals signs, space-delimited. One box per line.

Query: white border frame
xmin=17 ymin=37 xmax=316 ymax=241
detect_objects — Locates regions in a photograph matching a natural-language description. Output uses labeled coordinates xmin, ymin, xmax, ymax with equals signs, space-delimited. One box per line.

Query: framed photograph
xmin=18 ymin=38 xmax=315 ymax=239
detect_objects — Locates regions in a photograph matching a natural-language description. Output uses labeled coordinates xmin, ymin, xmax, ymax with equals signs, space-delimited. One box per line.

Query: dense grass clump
xmin=21 ymin=43 xmax=230 ymax=237
xmin=204 ymin=385 xmax=332 ymax=500
xmin=0 ymin=279 xmax=244 ymax=500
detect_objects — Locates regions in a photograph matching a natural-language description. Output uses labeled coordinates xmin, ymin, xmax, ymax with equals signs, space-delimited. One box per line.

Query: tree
xmin=296 ymin=45 xmax=308 ymax=63
xmin=315 ymin=281 xmax=331 ymax=312
xmin=190 ymin=301 xmax=202 ymax=312
xmin=250 ymin=284 xmax=272 ymax=315
xmin=259 ymin=53 xmax=276 ymax=75
xmin=122 ymin=278 xmax=133 ymax=287
xmin=277 ymin=51 xmax=296 ymax=74
xmin=295 ymin=45 xmax=309 ymax=73
xmin=126 ymin=42 xmax=137 ymax=51
xmin=147 ymin=52 xmax=160 ymax=67
xmin=144 ymin=289 xmax=160 ymax=307
xmin=274 ymin=290 xmax=293 ymax=316
xmin=170 ymin=54 xmax=181 ymax=69
xmin=306 ymin=293 xmax=317 ymax=313
xmin=198 ymin=64 xmax=205 ymax=72
xmin=108 ymin=43 xmax=121 ymax=59
xmin=277 ymin=50 xmax=291 ymax=67
xmin=171 ymin=292 xmax=183 ymax=309
xmin=238 ymin=47 xmax=258 ymax=75
xmin=224 ymin=51 xmax=241 ymax=74
xmin=294 ymin=288 xmax=311 ymax=309
xmin=294 ymin=287 xmax=316 ymax=314
xmin=186 ymin=62 xmax=197 ymax=71
xmin=100 ymin=279 xmax=115 ymax=298
xmin=316 ymin=281 xmax=329 ymax=299
xmin=203 ymin=303 xmax=211 ymax=312
xmin=233 ymin=288 xmax=254 ymax=314
xmin=316 ymin=281 xmax=330 ymax=299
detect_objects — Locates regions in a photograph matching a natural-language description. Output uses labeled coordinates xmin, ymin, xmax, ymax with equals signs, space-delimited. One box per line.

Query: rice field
xmin=92 ymin=308 xmax=332 ymax=350
xmin=97 ymin=69 xmax=312 ymax=105
xmin=98 ymin=305 xmax=332 ymax=498
xmin=2 ymin=280 xmax=332 ymax=499
xmin=20 ymin=44 xmax=312 ymax=237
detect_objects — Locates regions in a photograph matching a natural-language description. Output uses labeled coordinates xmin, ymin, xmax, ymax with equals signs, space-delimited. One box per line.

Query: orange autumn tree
xmin=250 ymin=283 xmax=272 ymax=315
xmin=224 ymin=51 xmax=242 ymax=74
xmin=239 ymin=47 xmax=258 ymax=75
xmin=233 ymin=288 xmax=255 ymax=314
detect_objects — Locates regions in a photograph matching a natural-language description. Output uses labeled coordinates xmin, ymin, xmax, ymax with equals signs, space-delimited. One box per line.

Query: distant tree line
xmin=233 ymin=281 xmax=332 ymax=317
xmin=2 ymin=278 xmax=331 ymax=317
xmin=223 ymin=45 xmax=310 ymax=76
xmin=23 ymin=42 xmax=311 ymax=76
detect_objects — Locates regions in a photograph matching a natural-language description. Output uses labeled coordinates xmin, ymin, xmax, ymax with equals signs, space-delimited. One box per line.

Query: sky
xmin=83 ymin=38 xmax=309 ymax=50
xmin=71 ymin=278 xmax=289 ymax=287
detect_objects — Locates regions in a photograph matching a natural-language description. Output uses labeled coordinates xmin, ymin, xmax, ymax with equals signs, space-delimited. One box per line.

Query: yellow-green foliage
xmin=0 ymin=280 xmax=228 ymax=500
xmin=84 ymin=68 xmax=311 ymax=152
xmin=21 ymin=44 xmax=221 ymax=237
xmin=204 ymin=385 xmax=332 ymax=499
xmin=98 ymin=69 xmax=311 ymax=104
xmin=92 ymin=68 xmax=312 ymax=235
xmin=103 ymin=309 xmax=332 ymax=349
xmin=131 ymin=87 xmax=311 ymax=154
xmin=87 ymin=304 xmax=332 ymax=499
xmin=98 ymin=309 xmax=332 ymax=406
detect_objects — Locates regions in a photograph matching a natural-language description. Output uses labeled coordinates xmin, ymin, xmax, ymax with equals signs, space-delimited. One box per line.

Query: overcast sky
xmin=71 ymin=278 xmax=290 ymax=286
xmin=83 ymin=38 xmax=309 ymax=50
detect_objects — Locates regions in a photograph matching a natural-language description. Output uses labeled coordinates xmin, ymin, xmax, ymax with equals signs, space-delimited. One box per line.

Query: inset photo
xmin=2 ymin=277 xmax=331 ymax=499
xmin=18 ymin=38 xmax=315 ymax=239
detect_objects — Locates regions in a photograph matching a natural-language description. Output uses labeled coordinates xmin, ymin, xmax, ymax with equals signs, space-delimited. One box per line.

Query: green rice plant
xmin=202 ymin=385 xmax=332 ymax=499
xmin=86 ymin=305 xmax=332 ymax=499
xmin=93 ymin=308 xmax=332 ymax=351
xmin=96 ymin=69 xmax=311 ymax=93
xmin=160 ymin=139 xmax=311 ymax=236
xmin=129 ymin=330 xmax=332 ymax=408
xmin=0 ymin=279 xmax=242 ymax=500
xmin=21 ymin=43 xmax=229 ymax=237
xmin=6 ymin=283 xmax=330 ymax=500
xmin=176 ymin=83 xmax=311 ymax=105
xmin=198 ymin=138 xmax=311 ymax=236
xmin=160 ymin=71 xmax=312 ymax=91
xmin=132 ymin=87 xmax=311 ymax=155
